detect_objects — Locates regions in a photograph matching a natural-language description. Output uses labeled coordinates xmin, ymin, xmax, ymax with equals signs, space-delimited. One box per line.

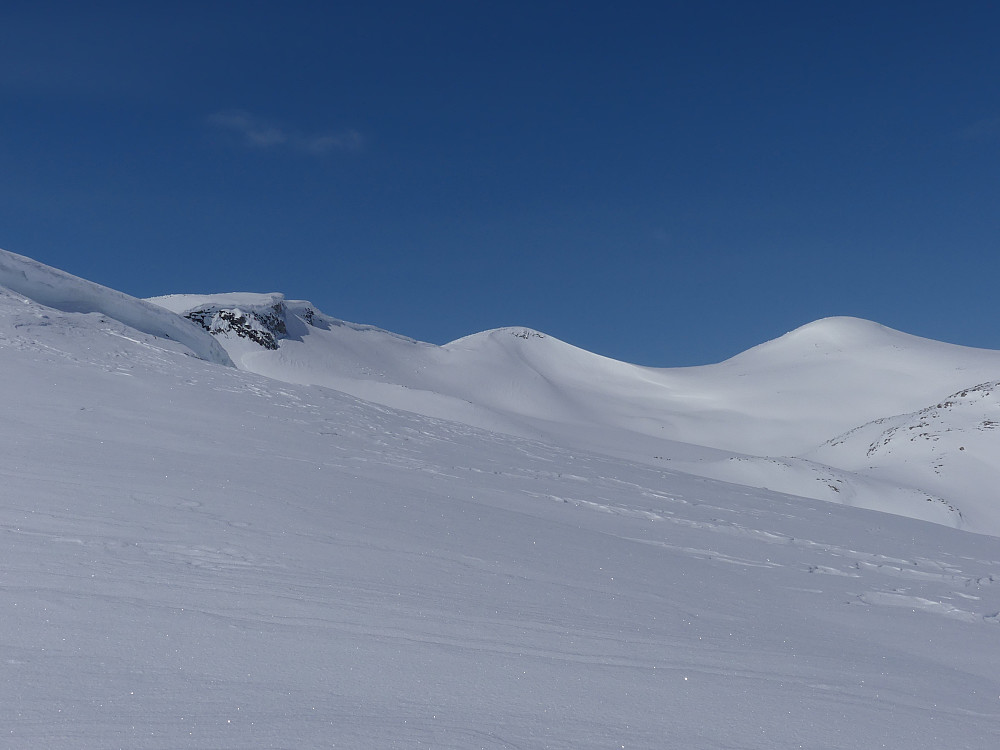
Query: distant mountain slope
xmin=149 ymin=294 xmax=1000 ymax=456
xmin=660 ymin=316 xmax=1000 ymax=454
xmin=808 ymin=381 xmax=1000 ymax=532
xmin=3 ymin=249 xmax=996 ymax=535
xmin=143 ymin=293 xmax=1000 ymax=535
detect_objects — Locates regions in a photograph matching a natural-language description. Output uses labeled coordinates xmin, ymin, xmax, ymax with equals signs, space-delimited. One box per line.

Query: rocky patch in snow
xmin=184 ymin=302 xmax=288 ymax=350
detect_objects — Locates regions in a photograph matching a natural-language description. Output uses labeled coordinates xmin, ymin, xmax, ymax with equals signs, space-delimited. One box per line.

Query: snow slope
xmin=4 ymin=256 xmax=1000 ymax=748
xmin=150 ymin=294 xmax=1000 ymax=456
xmin=0 ymin=249 xmax=232 ymax=367
xmin=809 ymin=381 xmax=1000 ymax=533
xmin=662 ymin=316 xmax=1000 ymax=454
xmin=150 ymin=293 xmax=1000 ymax=534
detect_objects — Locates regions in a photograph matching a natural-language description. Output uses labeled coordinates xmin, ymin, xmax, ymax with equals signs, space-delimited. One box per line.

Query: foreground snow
xmin=4 ymin=249 xmax=1000 ymax=747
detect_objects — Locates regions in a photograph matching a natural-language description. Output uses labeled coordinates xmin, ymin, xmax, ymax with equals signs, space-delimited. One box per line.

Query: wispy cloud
xmin=207 ymin=110 xmax=364 ymax=155
xmin=957 ymin=116 xmax=1000 ymax=141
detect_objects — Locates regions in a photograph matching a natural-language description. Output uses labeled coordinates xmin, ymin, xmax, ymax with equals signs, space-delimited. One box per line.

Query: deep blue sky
xmin=2 ymin=1 xmax=999 ymax=365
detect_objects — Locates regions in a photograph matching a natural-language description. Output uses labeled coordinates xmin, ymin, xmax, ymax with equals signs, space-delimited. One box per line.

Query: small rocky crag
xmin=184 ymin=302 xmax=289 ymax=350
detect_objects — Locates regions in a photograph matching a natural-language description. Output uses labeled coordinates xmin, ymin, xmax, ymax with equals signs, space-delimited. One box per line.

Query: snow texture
xmin=0 ymin=249 xmax=232 ymax=367
xmin=2 ymin=248 xmax=1000 ymax=748
xmin=150 ymin=293 xmax=1000 ymax=537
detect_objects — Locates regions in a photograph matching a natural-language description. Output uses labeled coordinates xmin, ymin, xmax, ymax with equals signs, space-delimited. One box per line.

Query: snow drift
xmin=0 ymin=248 xmax=233 ymax=367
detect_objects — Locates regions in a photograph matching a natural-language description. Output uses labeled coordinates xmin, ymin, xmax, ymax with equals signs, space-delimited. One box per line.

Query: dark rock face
xmin=185 ymin=303 xmax=288 ymax=350
xmin=255 ymin=303 xmax=288 ymax=337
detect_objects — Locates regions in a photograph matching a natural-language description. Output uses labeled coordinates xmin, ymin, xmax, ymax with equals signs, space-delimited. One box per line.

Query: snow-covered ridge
xmin=5 ymin=247 xmax=1000 ymax=535
xmin=152 ymin=293 xmax=290 ymax=350
xmin=155 ymin=293 xmax=1000 ymax=455
xmin=141 ymin=294 xmax=1000 ymax=535
xmin=0 ymin=248 xmax=233 ymax=366
xmin=149 ymin=293 xmax=423 ymax=349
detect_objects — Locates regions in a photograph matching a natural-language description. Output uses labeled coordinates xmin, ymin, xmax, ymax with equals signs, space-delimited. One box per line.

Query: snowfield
xmin=152 ymin=286 xmax=1000 ymax=537
xmin=3 ymin=247 xmax=1000 ymax=748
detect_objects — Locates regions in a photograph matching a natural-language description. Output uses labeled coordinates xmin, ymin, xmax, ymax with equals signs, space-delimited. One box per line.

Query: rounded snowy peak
xmin=726 ymin=316 xmax=978 ymax=366
xmin=774 ymin=316 xmax=907 ymax=348
xmin=442 ymin=326 xmax=643 ymax=393
xmin=785 ymin=315 xmax=892 ymax=336
xmin=444 ymin=326 xmax=610 ymax=368
xmin=446 ymin=326 xmax=550 ymax=347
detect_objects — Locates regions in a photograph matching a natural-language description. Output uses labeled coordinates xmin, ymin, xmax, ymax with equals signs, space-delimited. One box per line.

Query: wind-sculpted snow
xmin=3 ymin=287 xmax=1000 ymax=748
xmin=0 ymin=248 xmax=234 ymax=366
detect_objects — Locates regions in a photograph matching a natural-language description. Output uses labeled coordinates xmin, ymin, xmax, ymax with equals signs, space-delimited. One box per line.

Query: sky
xmin=1 ymin=1 xmax=999 ymax=366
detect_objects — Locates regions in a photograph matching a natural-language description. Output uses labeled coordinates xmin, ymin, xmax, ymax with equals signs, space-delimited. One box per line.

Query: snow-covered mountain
xmin=5 ymin=246 xmax=1000 ymax=748
xmin=150 ymin=288 xmax=1000 ymax=535
xmin=152 ymin=292 xmax=1000 ymax=454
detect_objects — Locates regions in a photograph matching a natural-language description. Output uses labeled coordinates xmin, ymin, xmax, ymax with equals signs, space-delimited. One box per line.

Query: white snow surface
xmin=151 ymin=294 xmax=1000 ymax=453
xmin=0 ymin=249 xmax=232 ymax=367
xmin=808 ymin=381 xmax=1000 ymax=533
xmin=151 ymin=291 xmax=1000 ymax=536
xmin=3 ymin=250 xmax=1000 ymax=748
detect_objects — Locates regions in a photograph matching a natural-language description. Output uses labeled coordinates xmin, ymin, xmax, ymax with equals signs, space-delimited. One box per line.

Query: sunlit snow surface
xmin=2 ymin=250 xmax=1000 ymax=748
xmin=152 ymin=290 xmax=1000 ymax=536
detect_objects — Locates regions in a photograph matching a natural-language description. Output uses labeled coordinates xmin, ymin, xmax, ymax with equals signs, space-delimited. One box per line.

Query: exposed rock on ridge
xmin=184 ymin=302 xmax=289 ymax=350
